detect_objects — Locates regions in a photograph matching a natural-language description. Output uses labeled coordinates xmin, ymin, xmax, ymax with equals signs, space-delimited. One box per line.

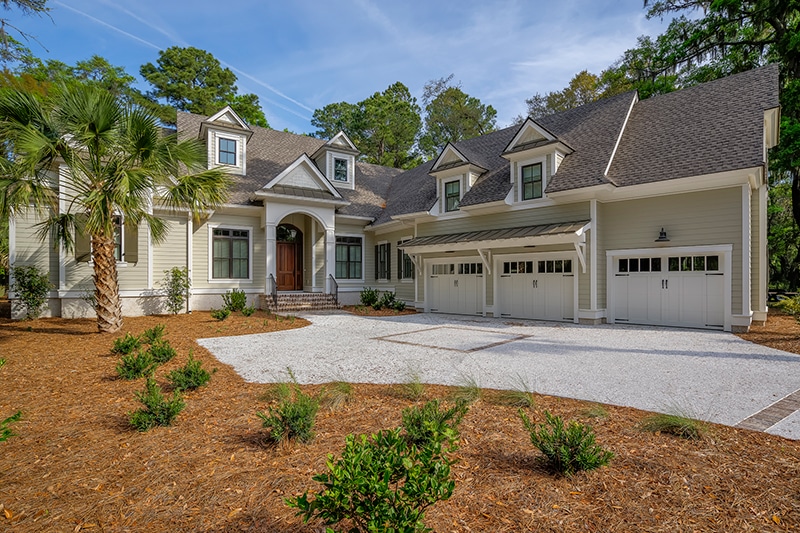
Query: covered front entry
xmin=427 ymin=260 xmax=484 ymax=315
xmin=276 ymin=224 xmax=302 ymax=291
xmin=497 ymin=255 xmax=576 ymax=322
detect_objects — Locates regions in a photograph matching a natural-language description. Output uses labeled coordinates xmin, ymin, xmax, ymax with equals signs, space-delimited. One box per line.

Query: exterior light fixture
xmin=655 ymin=228 xmax=670 ymax=242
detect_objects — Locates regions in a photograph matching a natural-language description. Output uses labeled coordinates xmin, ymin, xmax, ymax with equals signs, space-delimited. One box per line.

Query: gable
xmin=431 ymin=144 xmax=468 ymax=172
xmin=503 ymin=118 xmax=559 ymax=155
xmin=205 ymin=106 xmax=250 ymax=131
xmin=263 ymin=154 xmax=343 ymax=199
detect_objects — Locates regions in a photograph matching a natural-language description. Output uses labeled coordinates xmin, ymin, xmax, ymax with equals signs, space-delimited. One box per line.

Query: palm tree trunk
xmin=91 ymin=235 xmax=123 ymax=333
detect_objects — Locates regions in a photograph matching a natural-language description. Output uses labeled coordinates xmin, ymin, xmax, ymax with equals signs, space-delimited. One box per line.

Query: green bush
xmin=116 ymin=350 xmax=157 ymax=380
xmin=241 ymin=304 xmax=256 ymax=317
xmin=128 ymin=377 xmax=185 ymax=432
xmin=222 ymin=288 xmax=247 ymax=312
xmin=148 ymin=339 xmax=177 ymax=364
xmin=638 ymin=413 xmax=707 ymax=440
xmin=287 ymin=428 xmax=456 ymax=532
xmin=0 ymin=358 xmax=6 ymax=370
xmin=0 ymin=411 xmax=22 ymax=442
xmin=519 ymin=409 xmax=613 ymax=476
xmin=211 ymin=307 xmax=231 ymax=321
xmin=777 ymin=295 xmax=800 ymax=321
xmin=359 ymin=286 xmax=379 ymax=307
xmin=257 ymin=389 xmax=320 ymax=444
xmin=11 ymin=265 xmax=51 ymax=319
xmin=161 ymin=267 xmax=191 ymax=314
xmin=401 ymin=400 xmax=468 ymax=448
xmin=168 ymin=353 xmax=214 ymax=391
xmin=140 ymin=324 xmax=166 ymax=344
xmin=111 ymin=332 xmax=142 ymax=356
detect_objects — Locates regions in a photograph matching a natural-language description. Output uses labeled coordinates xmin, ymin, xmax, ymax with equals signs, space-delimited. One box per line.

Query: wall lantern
xmin=655 ymin=228 xmax=670 ymax=242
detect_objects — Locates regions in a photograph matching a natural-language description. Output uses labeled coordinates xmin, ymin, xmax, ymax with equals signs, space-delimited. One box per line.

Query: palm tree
xmin=0 ymin=83 xmax=231 ymax=333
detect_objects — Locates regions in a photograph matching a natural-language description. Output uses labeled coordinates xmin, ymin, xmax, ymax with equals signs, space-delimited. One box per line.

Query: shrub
xmin=168 ymin=353 xmax=214 ymax=391
xmin=287 ymin=427 xmax=456 ymax=532
xmin=359 ymin=286 xmax=379 ymax=307
xmin=129 ymin=377 xmax=185 ymax=432
xmin=222 ymin=288 xmax=247 ymax=312
xmin=111 ymin=332 xmax=142 ymax=355
xmin=211 ymin=307 xmax=231 ymax=321
xmin=116 ymin=350 xmax=157 ymax=380
xmin=257 ymin=388 xmax=320 ymax=444
xmin=11 ymin=265 xmax=51 ymax=319
xmin=375 ymin=290 xmax=397 ymax=310
xmin=638 ymin=413 xmax=707 ymax=440
xmin=140 ymin=324 xmax=166 ymax=344
xmin=0 ymin=411 xmax=22 ymax=442
xmin=519 ymin=409 xmax=613 ymax=476
xmin=241 ymin=304 xmax=256 ymax=317
xmin=162 ymin=267 xmax=191 ymax=315
xmin=148 ymin=339 xmax=177 ymax=364
xmin=401 ymin=399 xmax=468 ymax=448
xmin=259 ymin=381 xmax=294 ymax=403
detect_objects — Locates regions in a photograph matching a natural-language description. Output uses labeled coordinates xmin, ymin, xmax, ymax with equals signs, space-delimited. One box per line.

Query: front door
xmin=276 ymin=225 xmax=303 ymax=291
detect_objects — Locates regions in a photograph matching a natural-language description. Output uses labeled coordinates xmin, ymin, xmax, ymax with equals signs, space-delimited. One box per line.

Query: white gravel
xmin=198 ymin=312 xmax=800 ymax=440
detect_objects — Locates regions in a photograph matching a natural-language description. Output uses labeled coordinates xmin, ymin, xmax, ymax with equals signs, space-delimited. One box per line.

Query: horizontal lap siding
xmin=13 ymin=212 xmax=58 ymax=287
xmin=750 ymin=188 xmax=761 ymax=311
xmin=599 ymin=187 xmax=742 ymax=314
xmin=374 ymin=228 xmax=416 ymax=302
xmin=118 ymin=223 xmax=149 ymax=291
xmin=153 ymin=217 xmax=188 ymax=286
xmin=336 ymin=222 xmax=370 ymax=289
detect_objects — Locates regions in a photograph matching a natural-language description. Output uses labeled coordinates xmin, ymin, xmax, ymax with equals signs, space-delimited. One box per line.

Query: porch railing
xmin=328 ymin=274 xmax=338 ymax=307
xmin=267 ymin=274 xmax=277 ymax=308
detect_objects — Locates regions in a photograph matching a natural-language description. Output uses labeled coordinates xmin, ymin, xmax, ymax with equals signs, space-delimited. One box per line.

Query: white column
xmin=589 ymin=199 xmax=597 ymax=312
xmin=325 ymin=227 xmax=336 ymax=293
xmin=742 ymin=184 xmax=752 ymax=317
xmin=310 ymin=218 xmax=317 ymax=292
xmin=266 ymin=222 xmax=277 ymax=288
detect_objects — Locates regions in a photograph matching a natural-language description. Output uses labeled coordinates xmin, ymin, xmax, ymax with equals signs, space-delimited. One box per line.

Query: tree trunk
xmin=91 ymin=235 xmax=123 ymax=333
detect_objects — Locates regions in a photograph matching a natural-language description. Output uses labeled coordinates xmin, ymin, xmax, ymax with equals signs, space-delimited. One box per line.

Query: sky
xmin=15 ymin=0 xmax=676 ymax=134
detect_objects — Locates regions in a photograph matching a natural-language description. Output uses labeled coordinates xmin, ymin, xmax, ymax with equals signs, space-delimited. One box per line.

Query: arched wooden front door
xmin=276 ymin=224 xmax=303 ymax=291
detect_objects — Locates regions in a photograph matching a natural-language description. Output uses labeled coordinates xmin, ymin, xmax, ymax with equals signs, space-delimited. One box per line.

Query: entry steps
xmin=259 ymin=292 xmax=339 ymax=314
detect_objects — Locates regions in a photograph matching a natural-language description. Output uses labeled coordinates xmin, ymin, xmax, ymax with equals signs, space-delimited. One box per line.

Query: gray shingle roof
xmin=606 ymin=64 xmax=779 ymax=187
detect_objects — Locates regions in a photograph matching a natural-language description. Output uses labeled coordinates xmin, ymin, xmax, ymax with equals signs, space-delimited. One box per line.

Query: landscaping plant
xmin=450 ymin=373 xmax=482 ymax=404
xmin=168 ymin=353 xmax=214 ymax=391
xmin=519 ymin=409 xmax=613 ymax=476
xmin=401 ymin=399 xmax=468 ymax=447
xmin=257 ymin=387 xmax=320 ymax=444
xmin=222 ymin=288 xmax=247 ymax=312
xmin=111 ymin=332 xmax=142 ymax=355
xmin=147 ymin=339 xmax=177 ymax=364
xmin=396 ymin=370 xmax=425 ymax=400
xmin=319 ymin=381 xmax=353 ymax=410
xmin=10 ymin=265 xmax=51 ymax=319
xmin=638 ymin=412 xmax=707 ymax=440
xmin=140 ymin=323 xmax=166 ymax=344
xmin=241 ymin=304 xmax=256 ymax=317
xmin=128 ymin=377 xmax=185 ymax=432
xmin=494 ymin=375 xmax=536 ymax=408
xmin=116 ymin=350 xmax=157 ymax=380
xmin=0 ymin=411 xmax=22 ymax=442
xmin=211 ymin=307 xmax=231 ymax=321
xmin=359 ymin=286 xmax=379 ymax=308
xmin=162 ymin=267 xmax=191 ymax=314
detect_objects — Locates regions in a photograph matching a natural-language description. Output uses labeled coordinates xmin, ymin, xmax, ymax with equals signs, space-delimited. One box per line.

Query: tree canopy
xmin=0 ymin=0 xmax=49 ymax=66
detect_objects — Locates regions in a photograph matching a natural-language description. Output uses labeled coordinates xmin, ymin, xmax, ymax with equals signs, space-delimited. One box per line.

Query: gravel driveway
xmin=198 ymin=312 xmax=800 ymax=440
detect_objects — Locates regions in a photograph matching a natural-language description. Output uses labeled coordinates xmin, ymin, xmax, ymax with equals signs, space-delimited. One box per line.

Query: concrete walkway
xmin=198 ymin=312 xmax=800 ymax=440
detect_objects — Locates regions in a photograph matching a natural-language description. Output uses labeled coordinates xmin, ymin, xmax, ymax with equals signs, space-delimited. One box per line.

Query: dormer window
xmin=445 ymin=180 xmax=460 ymax=212
xmin=521 ymin=163 xmax=543 ymax=200
xmin=334 ymin=158 xmax=348 ymax=182
xmin=219 ymin=138 xmax=237 ymax=165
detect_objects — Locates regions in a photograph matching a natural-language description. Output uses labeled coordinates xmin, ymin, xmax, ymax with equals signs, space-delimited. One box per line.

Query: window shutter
xmin=397 ymin=245 xmax=402 ymax=279
xmin=74 ymin=215 xmax=91 ymax=263
xmin=374 ymin=245 xmax=379 ymax=280
xmin=124 ymin=221 xmax=138 ymax=264
xmin=386 ymin=243 xmax=391 ymax=281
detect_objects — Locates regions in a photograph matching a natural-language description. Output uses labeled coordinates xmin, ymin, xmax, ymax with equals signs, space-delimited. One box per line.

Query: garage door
xmin=613 ymin=254 xmax=724 ymax=329
xmin=428 ymin=261 xmax=483 ymax=315
xmin=498 ymin=258 xmax=575 ymax=321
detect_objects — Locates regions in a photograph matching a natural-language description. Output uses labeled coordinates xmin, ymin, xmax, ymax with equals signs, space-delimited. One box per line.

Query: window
xmin=113 ymin=216 xmax=123 ymax=262
xmin=218 ymin=138 xmax=237 ymax=165
xmin=333 ymin=158 xmax=348 ymax=182
xmin=335 ymin=236 xmax=362 ymax=279
xmin=212 ymin=228 xmax=249 ymax=279
xmin=521 ymin=162 xmax=543 ymax=200
xmin=375 ymin=242 xmax=390 ymax=280
xmin=445 ymin=180 xmax=460 ymax=212
xmin=397 ymin=240 xmax=414 ymax=280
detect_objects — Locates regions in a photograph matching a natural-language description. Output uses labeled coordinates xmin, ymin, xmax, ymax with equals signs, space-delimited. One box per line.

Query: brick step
xmin=258 ymin=293 xmax=339 ymax=314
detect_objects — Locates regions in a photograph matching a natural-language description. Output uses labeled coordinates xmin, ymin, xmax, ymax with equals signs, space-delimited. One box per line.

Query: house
xmin=8 ymin=65 xmax=780 ymax=332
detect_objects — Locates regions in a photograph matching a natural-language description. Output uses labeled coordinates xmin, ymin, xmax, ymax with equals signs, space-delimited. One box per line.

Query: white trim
xmin=7 ymin=215 xmax=15 ymax=289
xmin=334 ymin=232 xmax=365 ymax=283
xmin=603 ymin=93 xmax=637 ymax=176
xmin=431 ymin=143 xmax=469 ymax=172
xmin=578 ymin=309 xmax=606 ymax=320
xmin=328 ymin=131 xmax=359 ymax=151
xmin=261 ymin=154 xmax=343 ymax=199
xmin=516 ymin=155 xmax=547 ymax=203
xmin=207 ymin=223 xmax=254 ymax=283
xmin=757 ymin=184 xmax=768 ymax=316
xmin=146 ymin=221 xmax=153 ymax=290
xmin=589 ymin=199 xmax=597 ymax=311
xmin=205 ymin=106 xmax=250 ymax=130
xmin=742 ymin=184 xmax=751 ymax=317
xmin=503 ymin=118 xmax=558 ymax=152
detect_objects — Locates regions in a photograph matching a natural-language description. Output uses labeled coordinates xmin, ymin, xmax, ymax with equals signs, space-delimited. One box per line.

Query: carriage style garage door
xmin=498 ymin=257 xmax=575 ymax=321
xmin=428 ymin=261 xmax=483 ymax=315
xmin=612 ymin=254 xmax=725 ymax=329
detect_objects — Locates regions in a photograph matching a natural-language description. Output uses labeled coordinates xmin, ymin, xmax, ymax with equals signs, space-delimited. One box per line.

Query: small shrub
xmin=11 ymin=265 xmax=51 ymax=319
xmin=168 ymin=353 xmax=214 ymax=391
xmin=0 ymin=358 xmax=6 ymax=370
xmin=140 ymin=324 xmax=166 ymax=344
xmin=129 ymin=377 xmax=185 ymax=432
xmin=222 ymin=288 xmax=247 ymax=312
xmin=401 ymin=399 xmax=468 ymax=448
xmin=395 ymin=370 xmax=425 ymax=400
xmin=450 ymin=373 xmax=481 ymax=404
xmin=258 ymin=388 xmax=320 ymax=444
xmin=638 ymin=413 xmax=707 ymax=440
xmin=519 ymin=409 xmax=613 ymax=476
xmin=148 ymin=339 xmax=177 ymax=364
xmin=320 ymin=381 xmax=353 ymax=410
xmin=392 ymin=299 xmax=407 ymax=311
xmin=0 ymin=411 xmax=22 ymax=442
xmin=359 ymin=286 xmax=379 ymax=307
xmin=211 ymin=307 xmax=231 ymax=321
xmin=162 ymin=267 xmax=191 ymax=315
xmin=375 ymin=290 xmax=396 ymax=310
xmin=777 ymin=294 xmax=800 ymax=321
xmin=241 ymin=304 xmax=256 ymax=317
xmin=116 ymin=350 xmax=157 ymax=380
xmin=287 ymin=428 xmax=456 ymax=531
xmin=111 ymin=332 xmax=142 ymax=355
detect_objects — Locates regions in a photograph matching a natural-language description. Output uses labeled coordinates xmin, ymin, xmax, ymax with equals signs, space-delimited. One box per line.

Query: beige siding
xmin=373 ymin=228 xmax=416 ymax=302
xmin=750 ymin=186 xmax=761 ymax=311
xmin=153 ymin=217 xmax=189 ymax=285
xmin=13 ymin=212 xmax=57 ymax=287
xmin=118 ymin=223 xmax=149 ymax=290
xmin=599 ymin=187 xmax=743 ymax=314
xmin=192 ymin=213 xmax=265 ymax=290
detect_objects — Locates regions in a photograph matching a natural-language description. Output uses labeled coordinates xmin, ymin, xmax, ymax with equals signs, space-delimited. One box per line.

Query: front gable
xmin=503 ymin=118 xmax=559 ymax=155
xmin=262 ymin=154 xmax=343 ymax=200
xmin=430 ymin=144 xmax=469 ymax=173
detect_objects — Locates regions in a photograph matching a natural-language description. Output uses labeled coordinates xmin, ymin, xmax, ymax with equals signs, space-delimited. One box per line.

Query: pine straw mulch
xmin=340 ymin=305 xmax=418 ymax=317
xmin=1 ymin=310 xmax=799 ymax=532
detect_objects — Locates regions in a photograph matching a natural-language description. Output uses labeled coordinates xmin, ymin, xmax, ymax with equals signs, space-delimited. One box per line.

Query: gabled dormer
xmin=254 ymin=154 xmax=346 ymax=205
xmin=311 ymin=131 xmax=359 ymax=190
xmin=429 ymin=144 xmax=487 ymax=215
xmin=199 ymin=106 xmax=254 ymax=176
xmin=502 ymin=118 xmax=573 ymax=204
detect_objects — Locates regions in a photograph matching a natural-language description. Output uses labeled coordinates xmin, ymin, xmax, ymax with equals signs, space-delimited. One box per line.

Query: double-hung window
xmin=521 ymin=162 xmax=543 ymax=200
xmin=218 ymin=138 xmax=237 ymax=165
xmin=335 ymin=236 xmax=362 ymax=279
xmin=397 ymin=240 xmax=414 ymax=280
xmin=445 ymin=180 xmax=460 ymax=212
xmin=375 ymin=242 xmax=390 ymax=280
xmin=212 ymin=228 xmax=249 ymax=279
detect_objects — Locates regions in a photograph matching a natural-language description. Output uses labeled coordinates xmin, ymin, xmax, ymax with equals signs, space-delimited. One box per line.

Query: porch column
xmin=325 ymin=227 xmax=336 ymax=293
xmin=266 ymin=222 xmax=277 ymax=288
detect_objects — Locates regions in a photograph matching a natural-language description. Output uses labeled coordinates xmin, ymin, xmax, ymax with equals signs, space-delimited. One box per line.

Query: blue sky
xmin=18 ymin=1 xmax=675 ymax=134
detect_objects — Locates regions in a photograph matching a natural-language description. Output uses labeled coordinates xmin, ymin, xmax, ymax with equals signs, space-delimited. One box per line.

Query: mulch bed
xmin=1 ymin=309 xmax=799 ymax=532
xmin=341 ymin=304 xmax=418 ymax=317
